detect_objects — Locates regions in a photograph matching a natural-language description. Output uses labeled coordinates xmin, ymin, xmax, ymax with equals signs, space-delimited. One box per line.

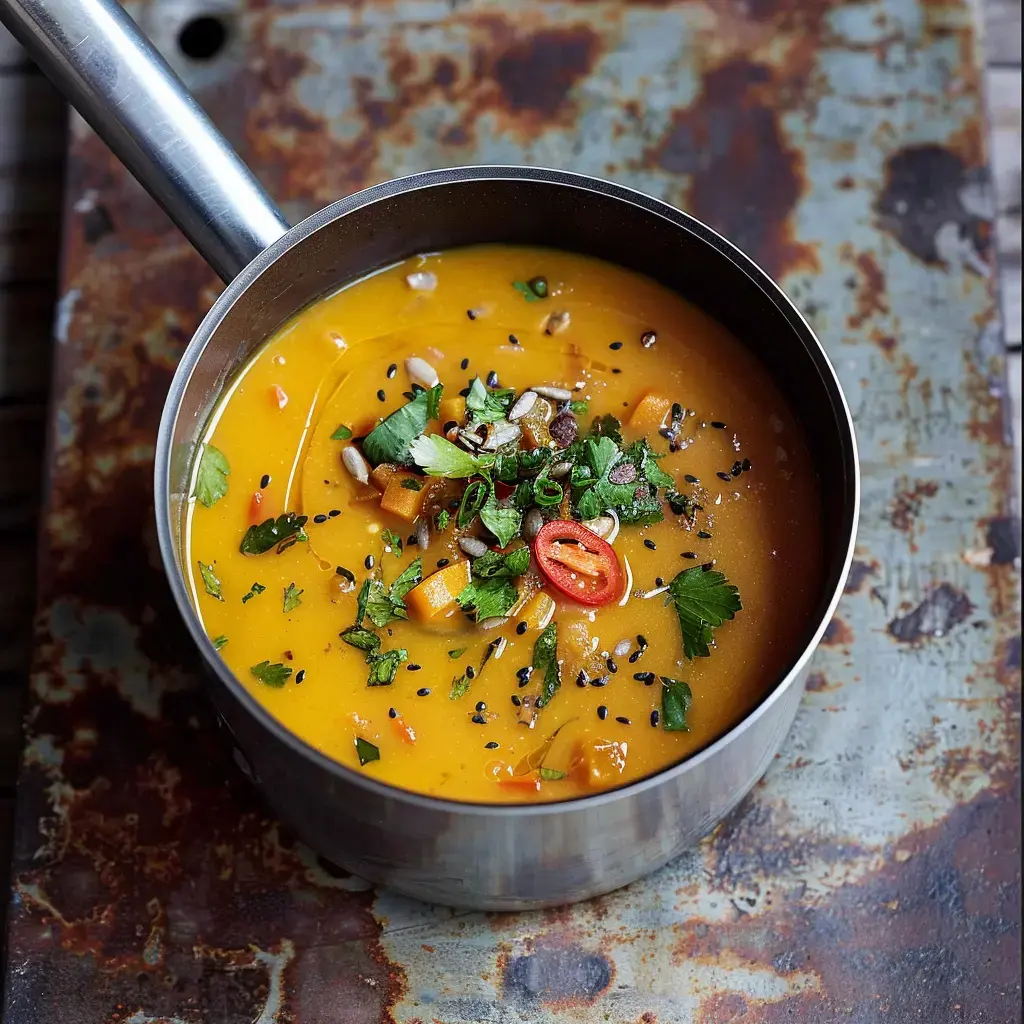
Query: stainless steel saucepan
xmin=1 ymin=0 xmax=859 ymax=909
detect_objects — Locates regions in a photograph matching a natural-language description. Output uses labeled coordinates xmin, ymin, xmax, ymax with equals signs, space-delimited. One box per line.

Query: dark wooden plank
xmin=0 ymin=683 xmax=24 ymax=791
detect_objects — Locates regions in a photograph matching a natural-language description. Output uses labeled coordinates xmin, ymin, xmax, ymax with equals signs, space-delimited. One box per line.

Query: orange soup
xmin=185 ymin=245 xmax=821 ymax=803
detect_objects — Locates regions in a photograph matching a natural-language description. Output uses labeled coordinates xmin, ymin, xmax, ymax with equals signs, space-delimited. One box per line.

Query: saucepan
xmin=1 ymin=0 xmax=859 ymax=909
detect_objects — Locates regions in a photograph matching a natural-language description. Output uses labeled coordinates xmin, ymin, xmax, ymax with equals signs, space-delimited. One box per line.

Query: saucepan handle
xmin=0 ymin=0 xmax=289 ymax=282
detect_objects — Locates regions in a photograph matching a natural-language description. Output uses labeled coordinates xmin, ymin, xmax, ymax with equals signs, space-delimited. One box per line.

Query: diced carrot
xmin=370 ymin=463 xmax=400 ymax=492
xmin=548 ymin=542 xmax=607 ymax=578
xmin=519 ymin=590 xmax=556 ymax=630
xmin=391 ymin=713 xmax=417 ymax=744
xmin=438 ymin=396 xmax=466 ymax=426
xmin=248 ymin=490 xmax=264 ymax=524
xmin=497 ymin=773 xmax=542 ymax=793
xmin=629 ymin=392 xmax=672 ymax=433
xmin=380 ymin=474 xmax=430 ymax=521
xmin=406 ymin=560 xmax=472 ymax=621
xmin=576 ymin=738 xmax=628 ymax=787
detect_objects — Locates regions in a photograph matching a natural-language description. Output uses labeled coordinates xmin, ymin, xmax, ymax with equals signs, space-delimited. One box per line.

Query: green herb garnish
xmin=450 ymin=637 xmax=503 ymax=699
xmin=356 ymin=558 xmax=423 ymax=627
xmin=389 ymin=557 xmax=424 ymax=603
xmin=381 ymin=527 xmax=404 ymax=558
xmin=667 ymin=566 xmax=741 ymax=659
xmin=661 ymin=677 xmax=693 ymax=731
xmin=471 ymin=546 xmax=530 ymax=579
xmin=240 ymin=512 xmax=308 ymax=555
xmin=241 ymin=581 xmax=266 ymax=604
xmin=533 ymin=622 xmax=560 ymax=708
xmin=282 ymin=582 xmax=303 ymax=612
xmin=401 ymin=478 xmax=425 ymax=491
xmin=479 ymin=493 xmax=522 ymax=548
xmin=450 ymin=673 xmax=473 ymax=700
xmin=362 ymin=383 xmax=443 ymax=466
xmin=330 ymin=424 xmax=353 ymax=440
xmin=457 ymin=478 xmax=490 ymax=528
xmin=355 ymin=737 xmax=380 ymax=766
xmin=367 ymin=647 xmax=407 ymax=686
xmin=448 ymin=647 xmax=468 ymax=659
xmin=456 ymin=576 xmax=518 ymax=621
xmin=588 ymin=414 xmax=623 ymax=444
xmin=250 ymin=660 xmax=291 ymax=688
xmin=340 ymin=626 xmax=382 ymax=653
xmin=212 ymin=635 xmax=228 ymax=650
xmin=194 ymin=444 xmax=230 ymax=508
xmin=435 ymin=509 xmax=451 ymax=531
xmin=466 ymin=377 xmax=515 ymax=425
xmin=409 ymin=434 xmax=494 ymax=478
xmin=569 ymin=400 xmax=589 ymax=416
xmin=512 ymin=277 xmax=548 ymax=301
xmin=539 ymin=767 xmax=567 ymax=781
xmin=198 ymin=560 xmax=223 ymax=601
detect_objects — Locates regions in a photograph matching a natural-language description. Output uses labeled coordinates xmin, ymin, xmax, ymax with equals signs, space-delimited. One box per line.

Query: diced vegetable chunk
xmin=519 ymin=396 xmax=554 ymax=448
xmin=380 ymin=473 xmax=430 ymax=521
xmin=407 ymin=559 xmax=472 ymax=620
xmin=370 ymin=463 xmax=401 ymax=492
xmin=628 ymin=392 xmax=672 ymax=433
xmin=576 ymin=738 xmax=628 ymax=787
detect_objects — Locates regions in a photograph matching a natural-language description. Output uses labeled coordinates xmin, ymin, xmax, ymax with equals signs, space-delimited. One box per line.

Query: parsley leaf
xmin=409 ymin=434 xmax=494 ymax=478
xmin=241 ymin=581 xmax=266 ymax=604
xmin=356 ymin=558 xmax=423 ymax=627
xmin=194 ymin=444 xmax=230 ymax=508
xmin=363 ymin=384 xmax=443 ymax=466
xmin=282 ymin=583 xmax=303 ymax=612
xmin=512 ymin=280 xmax=543 ymax=302
xmin=448 ymin=647 xmax=468 ymax=659
xmin=198 ymin=560 xmax=223 ymax=601
xmin=479 ymin=493 xmax=522 ymax=548
xmin=569 ymin=400 xmax=589 ymax=416
xmin=435 ymin=509 xmax=451 ymax=531
xmin=466 ymin=377 xmax=515 ymax=425
xmin=367 ymin=647 xmax=407 ymax=686
xmin=389 ymin=557 xmax=423 ymax=603
xmin=667 ymin=566 xmax=741 ymax=659
xmin=340 ymin=625 xmax=382 ymax=653
xmin=355 ymin=737 xmax=380 ymax=766
xmin=251 ymin=660 xmax=291 ymax=687
xmin=588 ymin=414 xmax=623 ymax=445
xmin=330 ymin=424 xmax=353 ymax=440
xmin=450 ymin=673 xmax=473 ymax=700
xmin=661 ymin=677 xmax=693 ymax=731
xmin=471 ymin=546 xmax=531 ymax=579
xmin=533 ymin=622 xmax=560 ymax=708
xmin=456 ymin=576 xmax=518 ymax=621
xmin=240 ymin=513 xmax=308 ymax=555
xmin=401 ymin=477 xmax=424 ymax=491
xmin=212 ymin=634 xmax=228 ymax=650
xmin=381 ymin=527 xmax=404 ymax=558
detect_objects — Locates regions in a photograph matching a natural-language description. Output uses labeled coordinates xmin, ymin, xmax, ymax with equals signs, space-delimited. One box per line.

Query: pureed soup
xmin=186 ymin=245 xmax=822 ymax=804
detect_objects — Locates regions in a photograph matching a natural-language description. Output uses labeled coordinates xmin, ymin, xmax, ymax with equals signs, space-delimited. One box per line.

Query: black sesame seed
xmin=590 ymin=675 xmax=610 ymax=687
xmin=682 ymin=551 xmax=697 ymax=559
xmin=388 ymin=707 xmax=397 ymax=719
xmin=517 ymin=666 xmax=534 ymax=686
xmin=295 ymin=669 xmax=306 ymax=684
xmin=628 ymin=649 xmax=644 ymax=664
xmin=612 ymin=367 xmax=622 ymax=374
xmin=313 ymin=514 xmax=328 ymax=524
xmin=701 ymin=561 xmax=715 ymax=571
xmin=655 ymin=577 xmax=665 ymax=587
xmin=475 ymin=700 xmax=487 ymax=712
xmin=511 ymin=694 xmax=522 ymax=707
xmin=516 ymin=621 xmax=528 ymax=635
xmin=609 ymin=341 xmax=623 ymax=350
xmin=365 ymin=555 xmax=375 ymax=570
xmin=436 ymin=558 xmax=450 ymax=568
xmin=443 ymin=420 xmax=457 ymax=434
xmin=260 ymin=474 xmax=271 ymax=489
xmin=717 ymin=472 xmax=732 ymax=482
xmin=634 ymin=672 xmax=655 ymax=685
xmin=711 ymin=421 xmax=726 ymax=429
xmin=485 ymin=741 xmax=499 ymax=749
xmin=386 ymin=363 xmax=397 ymax=379
xmin=377 ymin=388 xmax=387 ymax=403
xmin=329 ymin=509 xmax=341 ymax=518
xmin=416 ymin=687 xmax=430 ymax=697
xmin=698 ymin=530 xmax=712 ymax=539
xmin=606 ymin=658 xmax=618 ymax=673
xmin=575 ymin=670 xmax=588 ymax=688
xmin=637 ymin=634 xmax=648 ymax=649
xmin=402 ymin=391 xmax=415 ymax=401
xmin=407 ymin=664 xmax=422 ymax=672
xmin=650 ymin=709 xmax=660 ymax=727
xmin=458 ymin=386 xmax=470 ymax=397
xmin=460 ymin=357 xmax=470 ymax=370
xmin=508 ymin=334 xmax=519 ymax=345
xmin=336 ymin=565 xmax=354 ymax=580
xmin=685 ymin=474 xmax=699 ymax=484
xmin=471 ymin=714 xmax=486 ymax=724
xmin=641 ymin=330 xmax=657 ymax=348
xmin=597 ymin=705 xmax=609 ymax=720
xmin=731 ymin=461 xmax=743 ymax=477
xmin=616 ymin=716 xmax=631 ymax=725
xmin=466 ymin=665 xmax=476 ymax=680
xmin=467 ymin=309 xmax=477 ymax=320
xmin=486 ymin=370 xmax=499 ymax=387
xmin=742 ymin=458 xmax=752 ymax=471
xmin=644 ymin=539 xmax=657 ymax=551
xmin=407 ymin=534 xmax=418 ymax=546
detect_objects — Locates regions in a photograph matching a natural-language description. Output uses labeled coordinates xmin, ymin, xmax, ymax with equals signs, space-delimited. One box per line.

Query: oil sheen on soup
xmin=186 ymin=245 xmax=822 ymax=804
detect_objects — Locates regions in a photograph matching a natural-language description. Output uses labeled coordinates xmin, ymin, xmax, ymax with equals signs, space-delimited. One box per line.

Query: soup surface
xmin=186 ymin=245 xmax=821 ymax=803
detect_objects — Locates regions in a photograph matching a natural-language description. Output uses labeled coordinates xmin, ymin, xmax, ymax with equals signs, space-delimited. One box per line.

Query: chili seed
xmin=417 ymin=688 xmax=430 ymax=697
xmin=461 ymin=357 xmax=470 ymax=370
xmin=643 ymin=539 xmax=657 ymax=551
xmin=606 ymin=658 xmax=618 ymax=674
xmin=260 ymin=473 xmax=271 ymax=489
xmin=511 ymin=694 xmax=522 ymax=707
xmin=436 ymin=558 xmax=450 ymax=568
xmin=711 ymin=421 xmax=726 ymax=429
xmin=508 ymin=333 xmax=519 ymax=345
xmin=742 ymin=458 xmax=752 ymax=471
xmin=597 ymin=705 xmax=609 ymax=720
xmin=388 ymin=707 xmax=397 ymax=719
xmin=475 ymin=700 xmax=487 ymax=712
xmin=313 ymin=514 xmax=328 ymax=524
xmin=575 ymin=670 xmax=588 ymax=688
xmin=650 ymin=709 xmax=660 ymax=727
xmin=407 ymin=664 xmax=422 ymax=672
xmin=485 ymin=741 xmax=499 ymax=749
xmin=386 ymin=363 xmax=397 ymax=379
xmin=471 ymin=714 xmax=486 ymax=724
xmin=698 ymin=530 xmax=712 ymax=539
xmin=486 ymin=370 xmax=499 ymax=387
xmin=516 ymin=621 xmax=528 ymax=635
xmin=365 ymin=555 xmax=375 ymax=570
xmin=467 ymin=309 xmax=477 ymax=320
xmin=609 ymin=341 xmax=623 ymax=350
xmin=295 ymin=669 xmax=306 ymax=684
xmin=684 ymin=474 xmax=699 ymax=484
xmin=641 ymin=330 xmax=657 ymax=348
xmin=634 ymin=672 xmax=655 ymax=685
xmin=616 ymin=716 xmax=631 ymax=725
xmin=682 ymin=551 xmax=697 ymax=559
xmin=717 ymin=472 xmax=732 ymax=482
xmin=590 ymin=675 xmax=610 ymax=687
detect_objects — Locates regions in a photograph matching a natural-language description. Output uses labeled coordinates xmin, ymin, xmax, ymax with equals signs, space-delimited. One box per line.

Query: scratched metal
xmin=3 ymin=0 xmax=1019 ymax=1021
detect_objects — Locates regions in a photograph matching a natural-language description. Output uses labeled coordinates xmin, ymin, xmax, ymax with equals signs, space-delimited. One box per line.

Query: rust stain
xmin=844 ymin=559 xmax=878 ymax=594
xmin=821 ymin=616 xmax=854 ymax=646
xmin=890 ymin=479 xmax=940 ymax=533
xmin=847 ymin=251 xmax=889 ymax=329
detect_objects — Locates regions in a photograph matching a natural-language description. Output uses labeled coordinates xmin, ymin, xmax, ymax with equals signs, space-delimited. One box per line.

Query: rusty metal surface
xmin=4 ymin=0 xmax=1020 ymax=1020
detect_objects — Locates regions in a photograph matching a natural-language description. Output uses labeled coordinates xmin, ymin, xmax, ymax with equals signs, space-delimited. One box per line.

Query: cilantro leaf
xmin=240 ymin=513 xmax=308 ymax=555
xmin=241 ymin=581 xmax=266 ymax=604
xmin=212 ymin=634 xmax=228 ymax=650
xmin=471 ymin=546 xmax=531 ymax=579
xmin=251 ymin=660 xmax=291 ymax=688
xmin=282 ymin=583 xmax=303 ymax=612
xmin=409 ymin=434 xmax=495 ymax=478
xmin=667 ymin=566 xmax=741 ymax=659
xmin=588 ymin=414 xmax=623 ymax=445
xmin=456 ymin=576 xmax=519 ymax=621
xmin=480 ymin=493 xmax=522 ymax=548
xmin=362 ymin=579 xmax=408 ymax=628
xmin=198 ymin=561 xmax=223 ymax=601
xmin=533 ymin=622 xmax=560 ymax=708
xmin=448 ymin=647 xmax=468 ymax=659
xmin=450 ymin=672 xmax=473 ymax=700
xmin=362 ymin=384 xmax=443 ymax=466
xmin=539 ymin=767 xmax=567 ymax=781
xmin=401 ymin=477 xmax=424 ymax=491
xmin=330 ymin=424 xmax=353 ymax=440
xmin=435 ymin=509 xmax=451 ymax=531
xmin=466 ymin=377 xmax=515 ymax=425
xmin=569 ymin=400 xmax=589 ymax=416
xmin=512 ymin=279 xmax=543 ymax=302
xmin=367 ymin=647 xmax=407 ymax=686
xmin=340 ymin=626 xmax=382 ymax=653
xmin=661 ymin=677 xmax=693 ymax=731
xmin=194 ymin=444 xmax=230 ymax=507
xmin=381 ymin=527 xmax=404 ymax=558
xmin=355 ymin=737 xmax=380 ymax=766
xmin=389 ymin=557 xmax=423 ymax=603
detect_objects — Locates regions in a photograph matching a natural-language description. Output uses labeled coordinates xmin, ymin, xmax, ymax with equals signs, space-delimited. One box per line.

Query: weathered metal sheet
xmin=4 ymin=0 xmax=1019 ymax=1020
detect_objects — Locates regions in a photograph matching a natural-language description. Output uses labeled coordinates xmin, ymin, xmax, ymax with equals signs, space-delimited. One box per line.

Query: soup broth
xmin=185 ymin=245 xmax=822 ymax=803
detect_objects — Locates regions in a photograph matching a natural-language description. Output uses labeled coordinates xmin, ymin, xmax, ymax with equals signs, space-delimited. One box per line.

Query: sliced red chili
xmin=533 ymin=520 xmax=623 ymax=606
xmin=248 ymin=490 xmax=264 ymax=525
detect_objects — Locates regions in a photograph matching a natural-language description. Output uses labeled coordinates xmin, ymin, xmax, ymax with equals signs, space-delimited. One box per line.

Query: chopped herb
xmin=457 ymin=478 xmax=490 ymax=528
xmin=250 ymin=660 xmax=291 ymax=688
xmin=539 ymin=767 xmax=567 ymax=781
xmin=661 ymin=677 xmax=693 ymax=731
xmin=240 ymin=512 xmax=308 ymax=555
xmin=282 ymin=582 xmax=303 ymax=612
xmin=435 ymin=509 xmax=451 ymax=531
xmin=533 ymin=622 xmax=560 ymax=708
xmin=355 ymin=737 xmax=380 ymax=766
xmin=198 ymin=560 xmax=223 ymax=601
xmin=401 ymin=478 xmax=425 ymax=491
xmin=450 ymin=636 xmax=503 ymax=699
xmin=456 ymin=576 xmax=518 ymax=621
xmin=366 ymin=647 xmax=408 ymax=686
xmin=381 ymin=527 xmax=404 ymax=557
xmin=356 ymin=558 xmax=423 ymax=628
xmin=340 ymin=626 xmax=382 ymax=653
xmin=448 ymin=647 xmax=468 ymax=659
xmin=389 ymin=557 xmax=423 ymax=603
xmin=465 ymin=376 xmax=516 ymax=425
xmin=667 ymin=566 xmax=742 ymax=659
xmin=241 ymin=581 xmax=266 ymax=604
xmin=479 ymin=493 xmax=522 ymax=548
xmin=330 ymin=424 xmax=353 ymax=440
xmin=194 ymin=444 xmax=230 ymax=508
xmin=450 ymin=673 xmax=473 ymax=700
xmin=471 ymin=546 xmax=531 ymax=579
xmin=362 ymin=383 xmax=443 ymax=466
xmin=569 ymin=400 xmax=589 ymax=415
xmin=409 ymin=434 xmax=495 ymax=478
xmin=512 ymin=278 xmax=546 ymax=302
xmin=212 ymin=635 xmax=228 ymax=650
xmin=533 ymin=476 xmax=564 ymax=508
xmin=588 ymin=414 xmax=623 ymax=444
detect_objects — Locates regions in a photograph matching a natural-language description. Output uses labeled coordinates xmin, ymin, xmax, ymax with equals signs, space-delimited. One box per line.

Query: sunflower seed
xmin=613 ymin=639 xmax=632 ymax=658
xmin=531 ymin=385 xmax=573 ymax=402
xmin=508 ymin=390 xmax=538 ymax=421
xmin=406 ymin=356 xmax=440 ymax=389
xmin=341 ymin=446 xmax=370 ymax=484
xmin=458 ymin=536 xmax=489 ymax=558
